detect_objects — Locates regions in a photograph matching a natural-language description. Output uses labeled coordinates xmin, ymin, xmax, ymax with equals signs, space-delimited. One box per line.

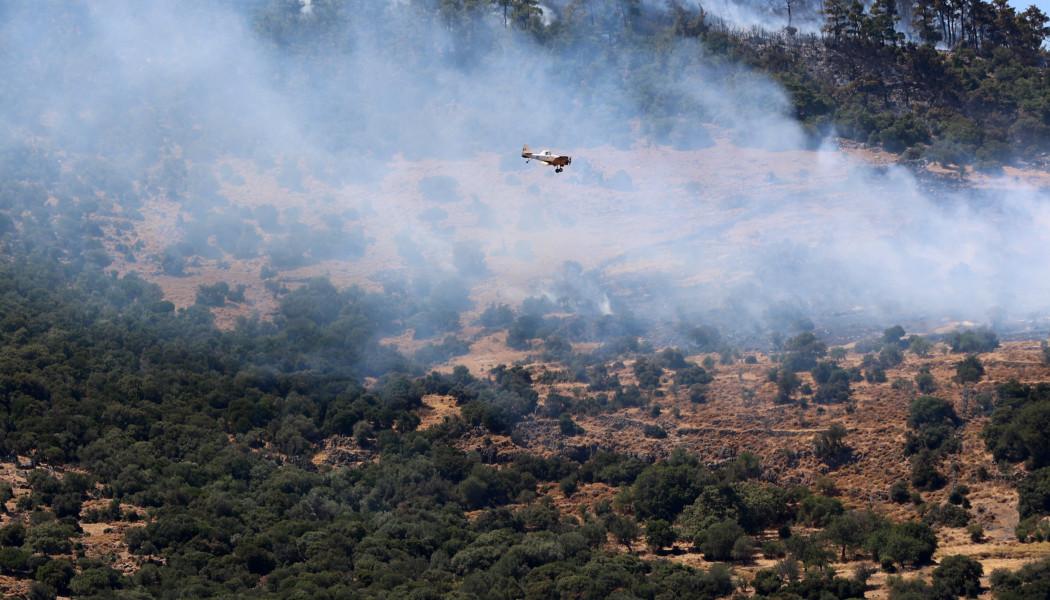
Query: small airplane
xmin=522 ymin=144 xmax=571 ymax=173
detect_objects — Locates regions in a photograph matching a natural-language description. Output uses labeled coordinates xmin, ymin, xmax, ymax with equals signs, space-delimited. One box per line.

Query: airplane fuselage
xmin=522 ymin=145 xmax=571 ymax=170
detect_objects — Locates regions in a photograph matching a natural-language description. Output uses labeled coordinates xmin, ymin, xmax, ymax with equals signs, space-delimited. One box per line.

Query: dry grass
xmin=382 ymin=339 xmax=1048 ymax=598
xmin=100 ymin=137 xmax=1048 ymax=332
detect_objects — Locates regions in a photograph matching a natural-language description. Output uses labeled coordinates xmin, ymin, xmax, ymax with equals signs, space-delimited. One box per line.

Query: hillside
xmin=6 ymin=1 xmax=1050 ymax=599
xmin=407 ymin=337 xmax=1050 ymax=597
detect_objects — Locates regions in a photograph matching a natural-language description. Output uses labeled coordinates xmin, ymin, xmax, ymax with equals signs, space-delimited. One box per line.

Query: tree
xmin=912 ymin=0 xmax=944 ymax=44
xmin=984 ymin=381 xmax=1050 ymax=470
xmin=0 ymin=485 xmax=13 ymax=513
xmin=753 ymin=568 xmax=783 ymax=595
xmin=605 ymin=514 xmax=640 ymax=552
xmin=908 ymin=396 xmax=960 ymax=429
xmin=822 ymin=0 xmax=851 ymax=39
xmin=645 ymin=519 xmax=676 ymax=553
xmin=776 ymin=370 xmax=801 ymax=404
xmin=35 ymin=558 xmax=76 ymax=595
xmin=813 ymin=422 xmax=851 ymax=465
xmin=911 ymin=448 xmax=948 ymax=491
xmin=480 ymin=303 xmax=515 ymax=329
xmin=882 ymin=521 xmax=938 ymax=567
xmin=814 ymin=377 xmax=852 ymax=404
xmin=559 ymin=414 xmax=583 ymax=436
xmin=195 ymin=281 xmax=230 ymax=306
xmin=1017 ymin=466 xmax=1050 ymax=519
xmin=932 ymin=554 xmax=983 ymax=597
xmin=883 ymin=325 xmax=907 ymax=347
xmin=887 ymin=576 xmax=933 ymax=600
xmin=909 ymin=335 xmax=933 ymax=357
xmin=510 ymin=0 xmax=543 ymax=30
xmin=26 ymin=583 xmax=56 ymax=600
xmin=632 ymin=357 xmax=664 ymax=392
xmin=824 ymin=511 xmax=869 ymax=561
xmin=944 ymin=327 xmax=999 ymax=353
xmin=0 ymin=547 xmax=28 ymax=575
xmin=782 ymin=333 xmax=828 ymax=372
xmin=799 ymin=494 xmax=845 ymax=527
xmin=0 ymin=523 xmax=25 ymax=547
xmin=69 ymin=564 xmax=128 ymax=596
xmin=688 ymin=325 xmax=721 ymax=351
xmin=698 ymin=518 xmax=746 ymax=561
xmin=1015 ymin=5 xmax=1050 ymax=61
xmin=731 ymin=535 xmax=756 ymax=561
xmin=880 ymin=344 xmax=905 ymax=367
xmin=631 ymin=462 xmax=709 ymax=521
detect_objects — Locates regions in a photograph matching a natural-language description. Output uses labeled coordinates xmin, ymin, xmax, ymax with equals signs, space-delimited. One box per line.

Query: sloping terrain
xmin=21 ymin=137 xmax=1050 ymax=598
xmin=101 ymin=137 xmax=1050 ymax=335
xmin=410 ymin=338 xmax=1050 ymax=596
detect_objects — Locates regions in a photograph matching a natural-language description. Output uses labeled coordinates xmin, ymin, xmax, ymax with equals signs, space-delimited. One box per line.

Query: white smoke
xmin=4 ymin=0 xmax=1049 ymax=337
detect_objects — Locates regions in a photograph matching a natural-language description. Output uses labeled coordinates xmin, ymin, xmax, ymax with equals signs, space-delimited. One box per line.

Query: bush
xmin=865 ymin=366 xmax=887 ymax=383
xmin=890 ymin=479 xmax=911 ymax=504
xmin=967 ymin=523 xmax=984 ymax=543
xmin=925 ymin=502 xmax=971 ymax=527
xmin=908 ymin=396 xmax=960 ymax=430
xmin=955 ymin=355 xmax=985 ymax=384
xmin=908 ymin=336 xmax=933 ymax=357
xmin=948 ymin=484 xmax=971 ymax=506
xmin=984 ymin=381 xmax=1050 ymax=470
xmin=195 ymin=281 xmax=229 ymax=306
xmin=643 ymin=424 xmax=667 ymax=439
xmin=753 ymin=568 xmax=782 ymax=595
xmin=559 ymin=475 xmax=579 ymax=498
xmin=558 ymin=414 xmax=583 ymax=436
xmin=915 ymin=368 xmax=936 ymax=393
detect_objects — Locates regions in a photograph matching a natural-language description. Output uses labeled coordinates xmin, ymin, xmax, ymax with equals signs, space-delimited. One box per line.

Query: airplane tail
xmin=522 ymin=144 xmax=530 ymax=157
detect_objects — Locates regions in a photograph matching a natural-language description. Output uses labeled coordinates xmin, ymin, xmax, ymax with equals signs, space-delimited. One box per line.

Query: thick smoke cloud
xmin=3 ymin=0 xmax=1049 ymax=342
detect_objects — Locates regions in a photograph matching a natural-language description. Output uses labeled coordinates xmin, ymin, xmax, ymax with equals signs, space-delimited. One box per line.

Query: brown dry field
xmin=31 ymin=138 xmax=1050 ymax=597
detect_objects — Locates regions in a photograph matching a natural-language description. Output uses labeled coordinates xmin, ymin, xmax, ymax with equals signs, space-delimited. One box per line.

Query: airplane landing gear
xmin=555 ymin=167 xmax=563 ymax=173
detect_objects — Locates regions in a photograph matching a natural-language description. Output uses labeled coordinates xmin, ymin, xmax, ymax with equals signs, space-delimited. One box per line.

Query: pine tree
xmin=822 ymin=0 xmax=851 ymax=39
